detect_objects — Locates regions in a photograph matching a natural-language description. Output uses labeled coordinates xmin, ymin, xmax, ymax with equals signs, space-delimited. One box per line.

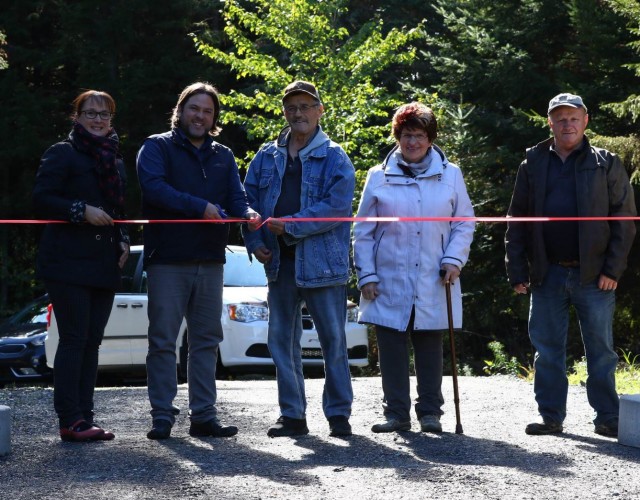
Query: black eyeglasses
xmin=80 ymin=110 xmax=113 ymax=120
xmin=283 ymin=103 xmax=320 ymax=114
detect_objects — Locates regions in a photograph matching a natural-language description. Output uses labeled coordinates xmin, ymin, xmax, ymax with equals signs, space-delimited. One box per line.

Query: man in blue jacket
xmin=505 ymin=93 xmax=636 ymax=438
xmin=242 ymin=81 xmax=355 ymax=437
xmin=137 ymin=82 xmax=259 ymax=440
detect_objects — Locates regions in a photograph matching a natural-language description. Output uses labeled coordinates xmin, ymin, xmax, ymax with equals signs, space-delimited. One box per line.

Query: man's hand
xmin=254 ymin=246 xmax=272 ymax=264
xmin=84 ymin=205 xmax=114 ymax=226
xmin=245 ymin=209 xmax=262 ymax=232
xmin=267 ymin=218 xmax=286 ymax=236
xmin=598 ymin=274 xmax=618 ymax=291
xmin=203 ymin=203 xmax=224 ymax=220
xmin=361 ymin=282 xmax=379 ymax=301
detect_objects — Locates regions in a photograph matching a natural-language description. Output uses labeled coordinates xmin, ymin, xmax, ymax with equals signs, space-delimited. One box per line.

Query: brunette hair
xmin=170 ymin=82 xmax=221 ymax=136
xmin=71 ymin=90 xmax=116 ymax=119
xmin=391 ymin=102 xmax=437 ymax=142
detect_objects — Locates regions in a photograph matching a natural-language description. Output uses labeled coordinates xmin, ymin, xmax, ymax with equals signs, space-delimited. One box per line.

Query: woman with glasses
xmin=33 ymin=90 xmax=129 ymax=442
xmin=353 ymin=102 xmax=475 ymax=434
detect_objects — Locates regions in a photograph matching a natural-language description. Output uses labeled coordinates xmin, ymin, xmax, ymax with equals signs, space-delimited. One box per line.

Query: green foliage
xmin=568 ymin=350 xmax=640 ymax=394
xmin=193 ymin=0 xmax=425 ymax=169
xmin=589 ymin=134 xmax=640 ymax=173
xmin=603 ymin=0 xmax=640 ymax=122
xmin=418 ymin=0 xmax=640 ymax=360
xmin=0 ymin=31 xmax=6 ymax=70
xmin=483 ymin=341 xmax=532 ymax=379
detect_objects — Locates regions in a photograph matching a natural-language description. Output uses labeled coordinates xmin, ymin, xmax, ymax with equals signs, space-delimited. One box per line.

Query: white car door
xmin=102 ymin=293 xmax=146 ymax=366
xmin=100 ymin=247 xmax=146 ymax=366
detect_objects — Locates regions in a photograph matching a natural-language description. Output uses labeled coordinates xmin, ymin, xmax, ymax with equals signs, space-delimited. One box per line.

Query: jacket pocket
xmin=258 ymin=172 xmax=273 ymax=189
xmin=306 ymin=176 xmax=325 ymax=204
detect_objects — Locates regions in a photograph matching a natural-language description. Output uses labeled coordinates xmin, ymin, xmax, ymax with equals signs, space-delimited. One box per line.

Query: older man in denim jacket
xmin=242 ymin=81 xmax=355 ymax=438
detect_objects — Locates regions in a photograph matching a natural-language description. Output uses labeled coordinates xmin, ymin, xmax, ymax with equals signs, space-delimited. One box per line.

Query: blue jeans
xmin=529 ymin=264 xmax=618 ymax=425
xmin=146 ymin=263 xmax=224 ymax=424
xmin=267 ymin=257 xmax=353 ymax=420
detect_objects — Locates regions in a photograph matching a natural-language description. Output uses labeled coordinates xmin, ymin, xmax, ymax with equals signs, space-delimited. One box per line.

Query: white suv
xmin=45 ymin=245 xmax=369 ymax=378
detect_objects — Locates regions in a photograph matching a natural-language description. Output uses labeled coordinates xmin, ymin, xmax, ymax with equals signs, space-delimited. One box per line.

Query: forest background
xmin=1 ymin=0 xmax=640 ymax=373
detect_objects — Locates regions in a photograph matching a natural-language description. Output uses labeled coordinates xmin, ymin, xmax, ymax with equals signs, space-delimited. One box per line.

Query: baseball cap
xmin=548 ymin=93 xmax=588 ymax=114
xmin=282 ymin=81 xmax=321 ymax=103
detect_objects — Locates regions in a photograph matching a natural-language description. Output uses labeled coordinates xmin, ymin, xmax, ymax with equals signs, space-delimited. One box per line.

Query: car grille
xmin=0 ymin=344 xmax=27 ymax=355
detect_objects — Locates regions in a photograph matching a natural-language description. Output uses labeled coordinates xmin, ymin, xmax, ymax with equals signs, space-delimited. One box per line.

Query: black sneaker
xmin=328 ymin=415 xmax=352 ymax=437
xmin=525 ymin=419 xmax=563 ymax=435
xmin=594 ymin=419 xmax=618 ymax=438
xmin=189 ymin=418 xmax=238 ymax=438
xmin=147 ymin=419 xmax=172 ymax=440
xmin=267 ymin=416 xmax=309 ymax=438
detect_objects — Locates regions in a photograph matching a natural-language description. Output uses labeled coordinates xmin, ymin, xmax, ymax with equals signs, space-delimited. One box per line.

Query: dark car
xmin=0 ymin=295 xmax=52 ymax=385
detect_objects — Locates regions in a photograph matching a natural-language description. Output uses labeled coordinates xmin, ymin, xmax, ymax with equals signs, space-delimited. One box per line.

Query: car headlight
xmin=347 ymin=305 xmax=359 ymax=323
xmin=227 ymin=303 xmax=269 ymax=323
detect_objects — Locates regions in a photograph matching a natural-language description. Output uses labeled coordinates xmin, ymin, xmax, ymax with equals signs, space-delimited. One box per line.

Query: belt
xmin=556 ymin=260 xmax=580 ymax=268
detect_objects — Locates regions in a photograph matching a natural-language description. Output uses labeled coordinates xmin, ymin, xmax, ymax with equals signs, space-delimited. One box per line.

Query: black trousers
xmin=376 ymin=324 xmax=444 ymax=421
xmin=46 ymin=281 xmax=114 ymax=428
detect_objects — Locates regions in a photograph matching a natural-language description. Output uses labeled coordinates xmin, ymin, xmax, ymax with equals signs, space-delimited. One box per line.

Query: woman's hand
xmin=84 ymin=205 xmax=114 ymax=226
xmin=361 ymin=282 xmax=379 ymax=301
xmin=440 ymin=263 xmax=461 ymax=284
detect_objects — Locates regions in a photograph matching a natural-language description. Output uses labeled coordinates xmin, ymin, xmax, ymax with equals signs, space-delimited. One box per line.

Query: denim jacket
xmin=242 ymin=126 xmax=355 ymax=287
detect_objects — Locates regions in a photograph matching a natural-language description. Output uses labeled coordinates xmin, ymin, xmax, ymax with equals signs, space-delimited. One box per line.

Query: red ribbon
xmin=2 ymin=216 xmax=639 ymax=225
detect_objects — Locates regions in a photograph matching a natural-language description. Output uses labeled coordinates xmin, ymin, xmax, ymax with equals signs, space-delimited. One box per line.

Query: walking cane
xmin=440 ymin=269 xmax=464 ymax=434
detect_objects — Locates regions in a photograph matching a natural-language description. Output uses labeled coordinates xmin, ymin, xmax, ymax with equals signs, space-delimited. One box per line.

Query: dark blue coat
xmin=33 ymin=139 xmax=128 ymax=290
xmin=136 ymin=129 xmax=251 ymax=265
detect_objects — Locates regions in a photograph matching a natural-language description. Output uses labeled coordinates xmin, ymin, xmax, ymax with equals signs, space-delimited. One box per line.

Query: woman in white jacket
xmin=353 ymin=102 xmax=475 ymax=433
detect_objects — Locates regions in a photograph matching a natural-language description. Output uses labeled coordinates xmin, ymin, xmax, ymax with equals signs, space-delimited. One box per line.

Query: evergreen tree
xmin=604 ymin=0 xmax=640 ymax=123
xmin=420 ymin=0 xmax=640 ymax=363
xmin=0 ymin=0 xmax=226 ymax=314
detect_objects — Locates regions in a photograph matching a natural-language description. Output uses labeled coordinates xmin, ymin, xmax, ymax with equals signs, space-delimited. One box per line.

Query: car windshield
xmin=224 ymin=249 xmax=267 ymax=287
xmin=0 ymin=298 xmax=48 ymax=328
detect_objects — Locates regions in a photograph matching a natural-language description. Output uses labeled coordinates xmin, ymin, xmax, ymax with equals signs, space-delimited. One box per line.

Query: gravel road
xmin=1 ymin=375 xmax=640 ymax=499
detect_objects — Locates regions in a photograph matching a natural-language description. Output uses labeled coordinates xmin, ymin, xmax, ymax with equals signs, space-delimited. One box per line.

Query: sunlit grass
xmin=568 ymin=350 xmax=640 ymax=394
xmin=484 ymin=342 xmax=640 ymax=393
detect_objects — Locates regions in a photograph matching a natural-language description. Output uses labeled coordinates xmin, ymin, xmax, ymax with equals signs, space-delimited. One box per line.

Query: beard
xmin=179 ymin=117 xmax=209 ymax=142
